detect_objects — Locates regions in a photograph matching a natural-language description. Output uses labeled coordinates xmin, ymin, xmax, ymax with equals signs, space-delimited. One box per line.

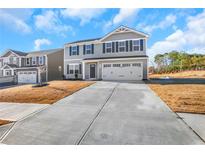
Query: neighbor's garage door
xmin=102 ymin=62 xmax=143 ymax=81
xmin=18 ymin=71 xmax=37 ymax=83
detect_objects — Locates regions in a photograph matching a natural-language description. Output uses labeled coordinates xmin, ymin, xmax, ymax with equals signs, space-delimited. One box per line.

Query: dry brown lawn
xmin=0 ymin=80 xmax=94 ymax=104
xmin=0 ymin=119 xmax=11 ymax=126
xmin=148 ymin=83 xmax=205 ymax=114
xmin=149 ymin=70 xmax=205 ymax=79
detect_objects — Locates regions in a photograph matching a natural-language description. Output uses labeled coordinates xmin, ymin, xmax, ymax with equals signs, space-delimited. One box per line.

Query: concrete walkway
xmin=0 ymin=81 xmax=204 ymax=144
xmin=0 ymin=103 xmax=49 ymax=121
xmin=178 ymin=113 xmax=205 ymax=142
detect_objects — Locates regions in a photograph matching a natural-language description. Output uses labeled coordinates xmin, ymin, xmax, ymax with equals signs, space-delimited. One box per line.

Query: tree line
xmin=152 ymin=51 xmax=205 ymax=74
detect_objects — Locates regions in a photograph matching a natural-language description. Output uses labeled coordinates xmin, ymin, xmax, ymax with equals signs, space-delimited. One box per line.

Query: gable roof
xmin=100 ymin=25 xmax=149 ymax=41
xmin=0 ymin=63 xmax=18 ymax=70
xmin=1 ymin=49 xmax=27 ymax=57
xmin=26 ymin=48 xmax=63 ymax=57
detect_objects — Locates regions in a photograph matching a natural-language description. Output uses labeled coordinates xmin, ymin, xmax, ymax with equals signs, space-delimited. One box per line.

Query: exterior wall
xmin=64 ymin=59 xmax=82 ymax=79
xmin=0 ymin=52 xmax=21 ymax=67
xmin=21 ymin=56 xmax=46 ymax=67
xmin=64 ymin=31 xmax=147 ymax=61
xmin=47 ymin=49 xmax=64 ymax=81
xmin=102 ymin=32 xmax=145 ymax=42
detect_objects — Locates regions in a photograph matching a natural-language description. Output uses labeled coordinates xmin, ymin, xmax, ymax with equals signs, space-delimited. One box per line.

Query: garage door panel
xmin=18 ymin=71 xmax=37 ymax=83
xmin=102 ymin=62 xmax=143 ymax=81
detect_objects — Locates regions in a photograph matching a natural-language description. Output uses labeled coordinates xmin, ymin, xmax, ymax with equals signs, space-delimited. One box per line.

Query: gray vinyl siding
xmin=47 ymin=49 xmax=64 ymax=81
xmin=64 ymin=31 xmax=147 ymax=60
xmin=102 ymin=32 xmax=145 ymax=42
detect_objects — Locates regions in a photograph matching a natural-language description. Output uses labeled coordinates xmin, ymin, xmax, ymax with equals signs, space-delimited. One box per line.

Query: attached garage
xmin=102 ymin=62 xmax=143 ymax=81
xmin=17 ymin=71 xmax=37 ymax=83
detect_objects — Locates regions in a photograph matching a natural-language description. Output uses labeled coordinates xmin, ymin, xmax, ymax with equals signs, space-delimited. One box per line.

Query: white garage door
xmin=18 ymin=71 xmax=37 ymax=83
xmin=102 ymin=62 xmax=143 ymax=81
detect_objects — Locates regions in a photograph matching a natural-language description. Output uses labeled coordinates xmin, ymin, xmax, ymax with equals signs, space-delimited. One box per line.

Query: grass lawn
xmin=0 ymin=119 xmax=11 ymax=126
xmin=149 ymin=70 xmax=205 ymax=79
xmin=148 ymin=82 xmax=205 ymax=114
xmin=0 ymin=80 xmax=94 ymax=104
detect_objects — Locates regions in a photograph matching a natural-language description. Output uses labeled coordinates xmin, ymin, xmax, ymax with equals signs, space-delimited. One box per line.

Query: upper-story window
xmin=105 ymin=42 xmax=112 ymax=53
xmin=133 ymin=40 xmax=140 ymax=51
xmin=26 ymin=58 xmax=30 ymax=65
xmin=32 ymin=57 xmax=36 ymax=65
xmin=85 ymin=45 xmax=92 ymax=54
xmin=71 ymin=46 xmax=78 ymax=55
xmin=118 ymin=41 xmax=126 ymax=52
xmin=39 ymin=56 xmax=44 ymax=65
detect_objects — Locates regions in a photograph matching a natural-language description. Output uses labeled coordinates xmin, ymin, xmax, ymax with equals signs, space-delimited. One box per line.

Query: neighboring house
xmin=64 ymin=25 xmax=149 ymax=81
xmin=0 ymin=48 xmax=64 ymax=83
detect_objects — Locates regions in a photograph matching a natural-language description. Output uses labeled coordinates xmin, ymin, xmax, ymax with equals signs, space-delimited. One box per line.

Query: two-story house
xmin=64 ymin=26 xmax=149 ymax=81
xmin=0 ymin=48 xmax=64 ymax=83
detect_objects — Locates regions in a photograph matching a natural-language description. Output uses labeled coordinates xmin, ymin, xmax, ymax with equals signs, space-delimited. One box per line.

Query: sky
xmin=0 ymin=8 xmax=205 ymax=64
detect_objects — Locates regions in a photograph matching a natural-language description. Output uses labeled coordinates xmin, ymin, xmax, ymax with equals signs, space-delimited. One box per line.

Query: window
xmin=32 ymin=57 xmax=36 ymax=65
xmin=132 ymin=63 xmax=141 ymax=67
xmin=113 ymin=64 xmax=121 ymax=67
xmin=26 ymin=58 xmax=30 ymax=65
xmin=103 ymin=64 xmax=111 ymax=68
xmin=105 ymin=42 xmax=112 ymax=53
xmin=133 ymin=40 xmax=140 ymax=51
xmin=68 ymin=64 xmax=81 ymax=74
xmin=39 ymin=56 xmax=44 ymax=65
xmin=122 ymin=63 xmax=130 ymax=67
xmin=13 ymin=57 xmax=17 ymax=63
xmin=85 ymin=45 xmax=92 ymax=54
xmin=71 ymin=46 xmax=77 ymax=55
xmin=118 ymin=41 xmax=126 ymax=52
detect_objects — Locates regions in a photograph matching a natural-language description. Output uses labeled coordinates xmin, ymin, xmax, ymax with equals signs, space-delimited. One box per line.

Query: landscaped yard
xmin=0 ymin=80 xmax=94 ymax=104
xmin=148 ymin=81 xmax=205 ymax=114
xmin=0 ymin=119 xmax=11 ymax=126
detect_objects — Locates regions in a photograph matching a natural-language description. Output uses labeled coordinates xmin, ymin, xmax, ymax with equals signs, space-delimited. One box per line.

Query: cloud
xmin=34 ymin=38 xmax=51 ymax=50
xmin=34 ymin=10 xmax=73 ymax=36
xmin=113 ymin=8 xmax=141 ymax=25
xmin=0 ymin=9 xmax=32 ymax=33
xmin=104 ymin=8 xmax=141 ymax=30
xmin=148 ymin=9 xmax=205 ymax=62
xmin=60 ymin=8 xmax=106 ymax=26
xmin=139 ymin=14 xmax=177 ymax=33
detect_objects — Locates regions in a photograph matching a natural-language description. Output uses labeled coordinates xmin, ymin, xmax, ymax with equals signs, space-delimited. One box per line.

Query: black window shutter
xmin=79 ymin=64 xmax=82 ymax=74
xmin=67 ymin=65 xmax=69 ymax=74
xmin=140 ymin=39 xmax=144 ymax=51
xmin=103 ymin=43 xmax=105 ymax=53
xmin=116 ymin=42 xmax=118 ymax=52
xmin=83 ymin=45 xmax=85 ymax=55
xmin=91 ymin=44 xmax=94 ymax=54
xmin=112 ymin=42 xmax=115 ymax=53
xmin=126 ymin=41 xmax=129 ymax=52
xmin=69 ymin=46 xmax=72 ymax=56
xmin=77 ymin=46 xmax=79 ymax=55
xmin=129 ymin=40 xmax=133 ymax=51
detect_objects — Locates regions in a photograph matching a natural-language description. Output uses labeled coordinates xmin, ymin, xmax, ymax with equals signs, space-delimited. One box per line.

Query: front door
xmin=90 ymin=64 xmax=96 ymax=79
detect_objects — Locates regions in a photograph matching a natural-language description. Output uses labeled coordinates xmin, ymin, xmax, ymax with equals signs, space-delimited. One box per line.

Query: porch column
xmin=82 ymin=61 xmax=85 ymax=80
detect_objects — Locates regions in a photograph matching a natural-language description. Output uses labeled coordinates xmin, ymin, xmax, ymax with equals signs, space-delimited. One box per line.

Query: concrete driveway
xmin=0 ymin=81 xmax=204 ymax=144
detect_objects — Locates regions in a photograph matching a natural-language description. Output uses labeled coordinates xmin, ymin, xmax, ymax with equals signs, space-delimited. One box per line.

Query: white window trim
xmin=85 ymin=44 xmax=92 ymax=54
xmin=105 ymin=42 xmax=112 ymax=53
xmin=68 ymin=63 xmax=81 ymax=75
xmin=118 ymin=41 xmax=126 ymax=52
xmin=39 ymin=56 xmax=44 ymax=65
xmin=71 ymin=46 xmax=77 ymax=55
xmin=133 ymin=40 xmax=140 ymax=51
xmin=32 ymin=57 xmax=36 ymax=65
